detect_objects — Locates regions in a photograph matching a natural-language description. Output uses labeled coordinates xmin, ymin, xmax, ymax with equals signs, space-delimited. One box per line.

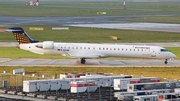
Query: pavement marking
xmin=0 ymin=58 xmax=19 ymax=65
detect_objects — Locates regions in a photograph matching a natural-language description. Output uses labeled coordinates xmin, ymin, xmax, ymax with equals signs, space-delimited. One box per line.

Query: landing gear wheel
xmin=81 ymin=58 xmax=86 ymax=64
xmin=164 ymin=59 xmax=168 ymax=64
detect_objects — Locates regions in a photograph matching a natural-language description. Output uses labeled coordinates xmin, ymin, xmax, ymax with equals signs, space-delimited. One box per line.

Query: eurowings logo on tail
xmin=13 ymin=32 xmax=31 ymax=44
xmin=5 ymin=27 xmax=39 ymax=44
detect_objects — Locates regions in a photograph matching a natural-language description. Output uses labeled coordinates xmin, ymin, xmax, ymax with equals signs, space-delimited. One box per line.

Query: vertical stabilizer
xmin=123 ymin=0 xmax=126 ymax=9
xmin=5 ymin=27 xmax=39 ymax=44
xmin=36 ymin=0 xmax=39 ymax=6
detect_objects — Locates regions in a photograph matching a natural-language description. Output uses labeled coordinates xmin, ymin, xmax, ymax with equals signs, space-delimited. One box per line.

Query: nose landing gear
xmin=164 ymin=59 xmax=168 ymax=64
xmin=81 ymin=58 xmax=86 ymax=64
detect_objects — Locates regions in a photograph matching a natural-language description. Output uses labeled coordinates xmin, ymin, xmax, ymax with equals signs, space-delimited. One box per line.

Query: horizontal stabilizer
xmin=4 ymin=29 xmax=22 ymax=32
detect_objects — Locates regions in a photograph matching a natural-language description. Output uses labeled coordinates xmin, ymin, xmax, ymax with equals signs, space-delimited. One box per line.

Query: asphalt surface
xmin=0 ymin=58 xmax=179 ymax=67
xmin=0 ymin=93 xmax=50 ymax=101
xmin=1 ymin=14 xmax=180 ymax=32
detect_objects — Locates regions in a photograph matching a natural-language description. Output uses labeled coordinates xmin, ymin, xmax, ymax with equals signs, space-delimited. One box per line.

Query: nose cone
xmin=172 ymin=53 xmax=176 ymax=58
xmin=170 ymin=52 xmax=176 ymax=58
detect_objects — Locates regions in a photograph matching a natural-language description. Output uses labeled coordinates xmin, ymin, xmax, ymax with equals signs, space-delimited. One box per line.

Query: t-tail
xmin=5 ymin=27 xmax=39 ymax=44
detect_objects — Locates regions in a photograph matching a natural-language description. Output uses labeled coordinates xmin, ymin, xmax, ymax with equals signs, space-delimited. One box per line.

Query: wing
xmin=62 ymin=51 xmax=105 ymax=59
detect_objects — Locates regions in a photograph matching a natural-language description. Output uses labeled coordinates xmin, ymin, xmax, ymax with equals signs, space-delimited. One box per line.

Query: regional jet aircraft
xmin=3 ymin=27 xmax=176 ymax=64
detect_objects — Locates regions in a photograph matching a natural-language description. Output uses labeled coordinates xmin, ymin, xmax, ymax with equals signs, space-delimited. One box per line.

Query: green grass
xmin=0 ymin=47 xmax=68 ymax=59
xmin=0 ymin=47 xmax=179 ymax=59
xmin=165 ymin=47 xmax=180 ymax=59
xmin=1 ymin=66 xmax=180 ymax=86
xmin=116 ymin=16 xmax=180 ymax=24
xmin=0 ymin=2 xmax=180 ymax=17
xmin=1 ymin=25 xmax=180 ymax=43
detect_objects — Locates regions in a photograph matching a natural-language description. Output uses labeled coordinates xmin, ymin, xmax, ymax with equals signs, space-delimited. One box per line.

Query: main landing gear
xmin=164 ymin=59 xmax=168 ymax=64
xmin=81 ymin=58 xmax=86 ymax=64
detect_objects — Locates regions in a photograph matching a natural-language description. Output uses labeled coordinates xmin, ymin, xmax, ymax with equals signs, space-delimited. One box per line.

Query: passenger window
xmin=130 ymin=49 xmax=131 ymax=51
xmin=134 ymin=49 xmax=135 ymax=51
xmin=68 ymin=47 xmax=70 ymax=49
xmin=106 ymin=48 xmax=108 ymax=50
xmin=118 ymin=48 xmax=120 ymax=51
xmin=64 ymin=47 xmax=66 ymax=49
xmin=88 ymin=47 xmax=90 ymax=49
xmin=103 ymin=48 xmax=105 ymax=50
xmin=61 ymin=46 xmax=63 ymax=49
xmin=110 ymin=48 xmax=112 ymax=50
xmin=76 ymin=47 xmax=78 ymax=49
xmin=126 ymin=49 xmax=127 ymax=51
xmin=84 ymin=47 xmax=86 ymax=49
xmin=114 ymin=48 xmax=116 ymax=50
xmin=99 ymin=48 xmax=101 ymax=50
xmin=141 ymin=49 xmax=143 ymax=51
xmin=72 ymin=47 xmax=74 ymax=49
xmin=122 ymin=48 xmax=123 ymax=51
xmin=93 ymin=48 xmax=95 ymax=50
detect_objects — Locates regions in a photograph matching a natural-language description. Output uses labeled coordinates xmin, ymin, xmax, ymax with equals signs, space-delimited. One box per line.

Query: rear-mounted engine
xmin=36 ymin=41 xmax=54 ymax=49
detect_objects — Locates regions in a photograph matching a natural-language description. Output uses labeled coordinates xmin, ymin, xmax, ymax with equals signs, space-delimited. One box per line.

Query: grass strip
xmin=0 ymin=66 xmax=180 ymax=86
xmin=1 ymin=25 xmax=180 ymax=43
xmin=0 ymin=2 xmax=180 ymax=17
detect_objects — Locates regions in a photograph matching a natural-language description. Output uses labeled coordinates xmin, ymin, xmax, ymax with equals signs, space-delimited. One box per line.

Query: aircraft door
xmin=151 ymin=51 xmax=156 ymax=57
xmin=151 ymin=48 xmax=157 ymax=57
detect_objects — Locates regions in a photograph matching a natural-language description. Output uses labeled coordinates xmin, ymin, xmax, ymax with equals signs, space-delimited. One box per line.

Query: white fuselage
xmin=19 ymin=42 xmax=176 ymax=59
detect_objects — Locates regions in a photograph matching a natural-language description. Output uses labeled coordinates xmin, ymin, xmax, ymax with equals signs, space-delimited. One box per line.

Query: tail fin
xmin=36 ymin=0 xmax=39 ymax=6
xmin=6 ymin=27 xmax=39 ymax=44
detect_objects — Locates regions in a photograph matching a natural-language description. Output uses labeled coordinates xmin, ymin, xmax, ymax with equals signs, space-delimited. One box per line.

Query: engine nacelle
xmin=42 ymin=41 xmax=54 ymax=49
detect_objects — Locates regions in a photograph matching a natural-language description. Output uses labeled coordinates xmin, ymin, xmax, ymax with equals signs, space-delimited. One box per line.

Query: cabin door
xmin=151 ymin=48 xmax=157 ymax=57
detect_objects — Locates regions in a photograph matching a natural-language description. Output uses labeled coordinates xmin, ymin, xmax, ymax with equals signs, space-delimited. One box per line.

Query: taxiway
xmin=0 ymin=58 xmax=179 ymax=67
xmin=1 ymin=14 xmax=180 ymax=32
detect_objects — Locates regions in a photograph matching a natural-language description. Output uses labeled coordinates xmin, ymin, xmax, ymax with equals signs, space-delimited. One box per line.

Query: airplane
xmin=3 ymin=27 xmax=176 ymax=64
xmin=30 ymin=0 xmax=39 ymax=6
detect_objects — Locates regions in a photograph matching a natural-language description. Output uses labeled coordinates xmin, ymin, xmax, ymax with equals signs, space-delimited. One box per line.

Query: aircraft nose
xmin=172 ymin=53 xmax=176 ymax=58
xmin=170 ymin=53 xmax=176 ymax=58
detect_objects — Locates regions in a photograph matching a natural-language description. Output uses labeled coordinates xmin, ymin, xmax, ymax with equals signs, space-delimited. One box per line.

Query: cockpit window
xmin=161 ymin=49 xmax=169 ymax=52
